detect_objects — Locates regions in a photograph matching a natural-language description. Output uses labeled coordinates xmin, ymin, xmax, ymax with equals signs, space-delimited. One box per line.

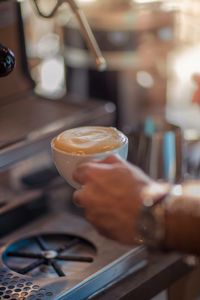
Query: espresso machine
xmin=0 ymin=1 xmax=146 ymax=299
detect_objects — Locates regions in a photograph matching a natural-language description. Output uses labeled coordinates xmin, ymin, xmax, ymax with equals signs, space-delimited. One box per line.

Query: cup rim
xmin=51 ymin=136 xmax=128 ymax=157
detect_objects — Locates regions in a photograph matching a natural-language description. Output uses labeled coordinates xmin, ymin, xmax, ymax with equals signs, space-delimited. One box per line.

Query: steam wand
xmin=0 ymin=0 xmax=106 ymax=77
xmin=32 ymin=0 xmax=107 ymax=71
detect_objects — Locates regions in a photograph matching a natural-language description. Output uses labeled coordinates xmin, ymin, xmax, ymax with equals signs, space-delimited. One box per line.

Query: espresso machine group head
xmin=0 ymin=0 xmax=106 ymax=78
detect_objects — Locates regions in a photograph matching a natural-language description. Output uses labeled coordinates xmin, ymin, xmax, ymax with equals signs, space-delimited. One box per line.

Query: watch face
xmin=139 ymin=209 xmax=157 ymax=237
xmin=137 ymin=205 xmax=164 ymax=249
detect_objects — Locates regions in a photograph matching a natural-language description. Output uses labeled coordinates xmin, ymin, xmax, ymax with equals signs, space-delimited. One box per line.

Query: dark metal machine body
xmin=0 ymin=2 xmax=147 ymax=299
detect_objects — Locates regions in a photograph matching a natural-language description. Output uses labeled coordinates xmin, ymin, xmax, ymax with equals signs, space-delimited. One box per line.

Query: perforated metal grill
xmin=0 ymin=268 xmax=53 ymax=299
xmin=3 ymin=234 xmax=95 ymax=280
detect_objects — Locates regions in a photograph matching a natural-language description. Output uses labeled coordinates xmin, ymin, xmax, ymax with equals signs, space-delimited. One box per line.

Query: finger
xmin=73 ymin=188 xmax=89 ymax=207
xmin=73 ymin=153 xmax=125 ymax=185
xmin=95 ymin=154 xmax=123 ymax=165
xmin=73 ymin=159 xmax=114 ymax=184
xmin=73 ymin=181 xmax=104 ymax=208
xmin=73 ymin=163 xmax=92 ymax=185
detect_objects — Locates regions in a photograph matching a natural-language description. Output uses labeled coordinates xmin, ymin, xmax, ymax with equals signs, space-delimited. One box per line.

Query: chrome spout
xmin=32 ymin=0 xmax=107 ymax=71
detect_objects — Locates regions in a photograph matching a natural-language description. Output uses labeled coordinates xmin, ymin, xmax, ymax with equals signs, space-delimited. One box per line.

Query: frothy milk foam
xmin=53 ymin=126 xmax=127 ymax=155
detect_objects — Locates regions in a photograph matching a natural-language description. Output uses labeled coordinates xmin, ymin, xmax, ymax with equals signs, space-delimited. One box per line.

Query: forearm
xmin=165 ymin=184 xmax=200 ymax=255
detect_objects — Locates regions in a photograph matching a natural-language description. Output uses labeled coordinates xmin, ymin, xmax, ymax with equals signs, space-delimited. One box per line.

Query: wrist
xmin=164 ymin=181 xmax=200 ymax=252
xmin=140 ymin=181 xmax=171 ymax=206
xmin=135 ymin=184 xmax=182 ymax=251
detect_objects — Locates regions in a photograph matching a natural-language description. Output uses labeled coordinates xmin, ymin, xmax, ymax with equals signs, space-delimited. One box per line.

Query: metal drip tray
xmin=0 ymin=212 xmax=147 ymax=299
xmin=3 ymin=234 xmax=96 ymax=279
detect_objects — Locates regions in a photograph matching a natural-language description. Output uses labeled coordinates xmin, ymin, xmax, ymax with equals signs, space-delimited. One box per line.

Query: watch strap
xmin=135 ymin=193 xmax=169 ymax=250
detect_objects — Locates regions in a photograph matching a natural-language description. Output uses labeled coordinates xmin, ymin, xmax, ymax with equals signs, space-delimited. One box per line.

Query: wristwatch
xmin=136 ymin=197 xmax=167 ymax=250
xmin=136 ymin=184 xmax=183 ymax=250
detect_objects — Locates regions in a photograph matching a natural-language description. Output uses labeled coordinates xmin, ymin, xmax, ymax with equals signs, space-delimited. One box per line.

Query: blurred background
xmin=21 ymin=0 xmax=200 ymax=132
xmin=16 ymin=0 xmax=200 ymax=182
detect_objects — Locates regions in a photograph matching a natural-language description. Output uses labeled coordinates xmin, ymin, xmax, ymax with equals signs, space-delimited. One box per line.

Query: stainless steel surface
xmin=0 ymin=210 xmax=147 ymax=299
xmin=0 ymin=152 xmax=147 ymax=299
xmin=128 ymin=120 xmax=184 ymax=183
xmin=71 ymin=6 xmax=107 ymax=71
xmin=185 ymin=135 xmax=200 ymax=179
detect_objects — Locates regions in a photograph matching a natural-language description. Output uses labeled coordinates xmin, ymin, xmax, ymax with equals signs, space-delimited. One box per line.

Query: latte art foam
xmin=53 ymin=126 xmax=127 ymax=155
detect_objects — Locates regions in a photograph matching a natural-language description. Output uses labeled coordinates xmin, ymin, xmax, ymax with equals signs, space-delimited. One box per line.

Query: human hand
xmin=73 ymin=155 xmax=166 ymax=245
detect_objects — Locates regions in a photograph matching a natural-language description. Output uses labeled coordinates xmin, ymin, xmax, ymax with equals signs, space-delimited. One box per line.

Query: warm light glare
xmin=78 ymin=0 xmax=96 ymax=3
xmin=134 ymin=0 xmax=163 ymax=3
xmin=40 ymin=58 xmax=64 ymax=94
xmin=173 ymin=46 xmax=200 ymax=82
xmin=136 ymin=71 xmax=154 ymax=88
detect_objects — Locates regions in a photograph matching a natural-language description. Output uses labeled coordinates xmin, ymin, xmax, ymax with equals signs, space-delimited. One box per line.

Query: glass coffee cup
xmin=51 ymin=126 xmax=128 ymax=189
